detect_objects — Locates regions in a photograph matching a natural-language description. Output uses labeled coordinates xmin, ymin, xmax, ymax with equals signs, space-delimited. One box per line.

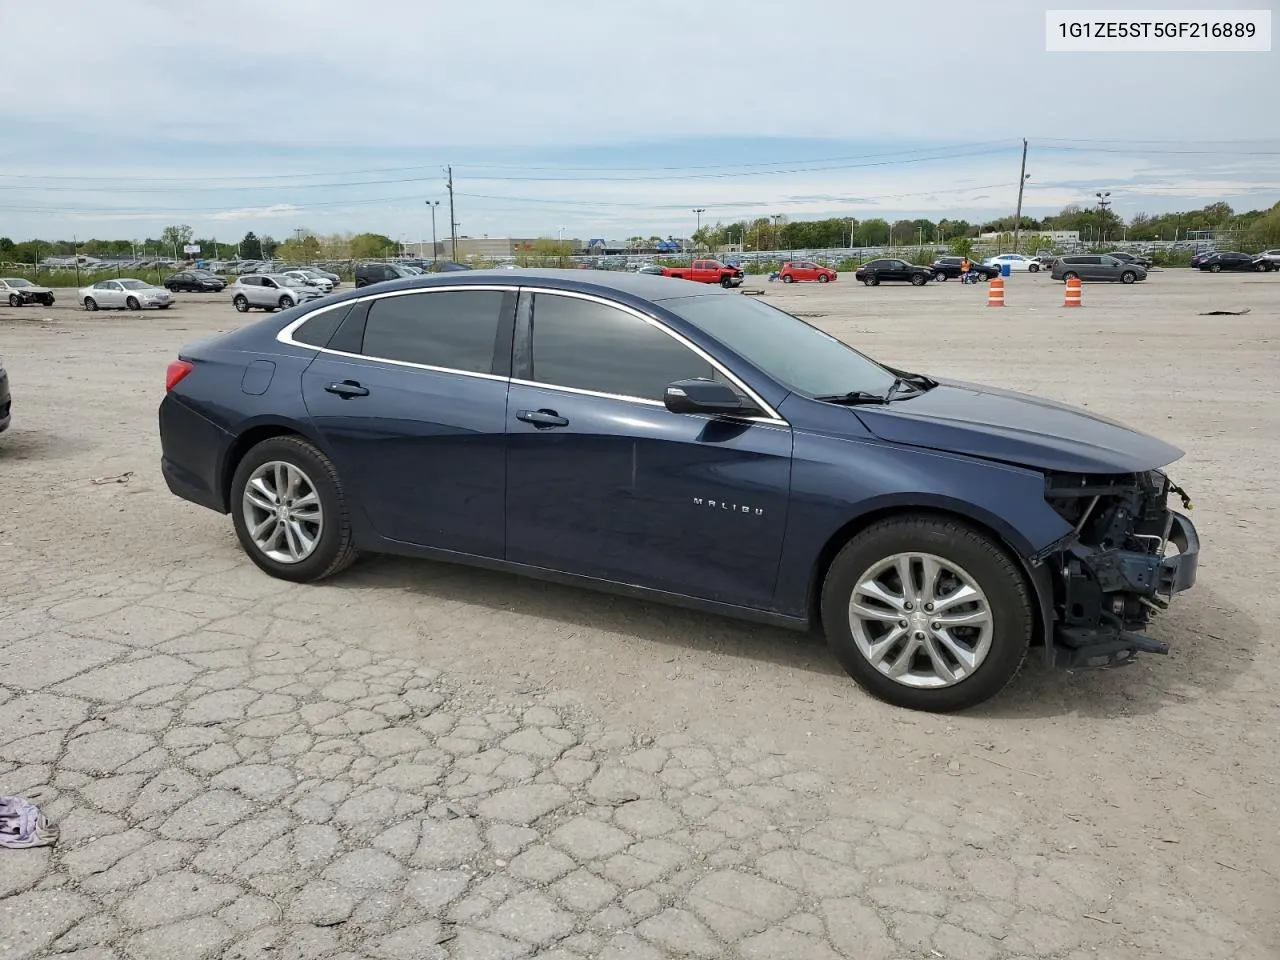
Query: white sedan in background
xmin=984 ymin=253 xmax=1042 ymax=273
xmin=80 ymin=278 xmax=172 ymax=311
xmin=281 ymin=269 xmax=333 ymax=293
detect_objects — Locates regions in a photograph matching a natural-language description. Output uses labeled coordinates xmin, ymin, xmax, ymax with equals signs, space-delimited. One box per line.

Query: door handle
xmin=516 ymin=408 xmax=569 ymax=428
xmin=325 ymin=380 xmax=369 ymax=398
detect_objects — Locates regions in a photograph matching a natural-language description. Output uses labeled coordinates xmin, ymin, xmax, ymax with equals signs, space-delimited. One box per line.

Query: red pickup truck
xmin=661 ymin=259 xmax=745 ymax=288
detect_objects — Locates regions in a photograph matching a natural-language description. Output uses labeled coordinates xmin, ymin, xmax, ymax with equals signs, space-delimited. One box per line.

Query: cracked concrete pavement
xmin=1 ymin=270 xmax=1277 ymax=958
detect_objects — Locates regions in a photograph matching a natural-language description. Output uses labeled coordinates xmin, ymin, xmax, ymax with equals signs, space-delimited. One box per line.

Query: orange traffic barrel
xmin=1063 ymin=276 xmax=1082 ymax=307
xmin=987 ymin=276 xmax=1005 ymax=307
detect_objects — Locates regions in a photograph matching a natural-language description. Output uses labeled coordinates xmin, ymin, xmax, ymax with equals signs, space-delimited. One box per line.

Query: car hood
xmin=851 ymin=377 xmax=1183 ymax=474
xmin=13 ymin=285 xmax=51 ymax=294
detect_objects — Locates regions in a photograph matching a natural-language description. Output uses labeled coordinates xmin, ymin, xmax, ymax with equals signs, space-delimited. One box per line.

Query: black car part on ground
xmin=1036 ymin=470 xmax=1197 ymax=668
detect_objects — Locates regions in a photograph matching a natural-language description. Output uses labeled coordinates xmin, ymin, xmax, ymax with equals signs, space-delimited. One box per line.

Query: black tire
xmin=782 ymin=275 xmax=794 ymax=283
xmin=279 ymin=296 xmax=295 ymax=309
xmin=84 ymin=297 xmax=98 ymax=312
xmin=233 ymin=295 xmax=250 ymax=313
xmin=8 ymin=294 xmax=21 ymax=307
xmin=720 ymin=275 xmax=734 ymax=288
xmin=126 ymin=296 xmax=140 ymax=310
xmin=1063 ymin=271 xmax=1079 ymax=282
xmin=1028 ymin=264 xmax=1039 ymax=273
xmin=1209 ymin=264 xmax=1221 ymax=273
xmin=820 ymin=515 xmax=1033 ymax=712
xmin=818 ymin=274 xmax=830 ymax=283
xmin=863 ymin=275 xmax=879 ymax=286
xmin=1120 ymin=271 xmax=1136 ymax=284
xmin=910 ymin=273 xmax=927 ymax=286
xmin=229 ymin=435 xmax=359 ymax=583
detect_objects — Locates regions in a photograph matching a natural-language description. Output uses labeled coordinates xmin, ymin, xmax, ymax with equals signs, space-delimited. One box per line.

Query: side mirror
xmin=664 ymin=378 xmax=751 ymax=416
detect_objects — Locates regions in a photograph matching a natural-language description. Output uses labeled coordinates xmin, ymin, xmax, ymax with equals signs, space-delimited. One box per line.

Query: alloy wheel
xmin=241 ymin=461 xmax=324 ymax=564
xmin=848 ymin=552 xmax=994 ymax=689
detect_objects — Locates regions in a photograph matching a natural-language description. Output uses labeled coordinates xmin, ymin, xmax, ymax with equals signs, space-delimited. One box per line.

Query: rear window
xmin=360 ymin=289 xmax=507 ymax=374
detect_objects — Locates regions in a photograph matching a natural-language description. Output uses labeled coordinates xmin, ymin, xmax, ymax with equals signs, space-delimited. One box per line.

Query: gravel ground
xmin=1 ymin=269 xmax=1276 ymax=959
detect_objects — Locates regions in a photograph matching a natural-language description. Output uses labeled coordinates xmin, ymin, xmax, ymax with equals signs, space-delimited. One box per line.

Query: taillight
xmin=166 ymin=359 xmax=194 ymax=392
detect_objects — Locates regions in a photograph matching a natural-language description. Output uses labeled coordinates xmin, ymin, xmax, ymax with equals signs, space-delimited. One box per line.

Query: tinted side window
xmin=292 ymin=304 xmax=350 ymax=348
xmin=530 ymin=294 xmax=712 ymax=402
xmin=362 ymin=290 xmax=505 ymax=374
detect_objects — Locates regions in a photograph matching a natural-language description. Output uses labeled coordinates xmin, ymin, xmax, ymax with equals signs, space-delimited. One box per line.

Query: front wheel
xmin=910 ymin=274 xmax=927 ymax=286
xmin=820 ymin=515 xmax=1033 ymax=712
xmin=231 ymin=437 xmax=358 ymax=582
xmin=279 ymin=296 xmax=295 ymax=309
xmin=126 ymin=296 xmax=140 ymax=310
xmin=84 ymin=297 xmax=99 ymax=312
xmin=818 ymin=274 xmax=830 ymax=283
xmin=233 ymin=295 xmax=250 ymax=313
xmin=1209 ymin=264 xmax=1222 ymax=273
xmin=1121 ymin=271 xmax=1136 ymax=284
xmin=157 ymin=304 xmax=171 ymax=309
xmin=8 ymin=294 xmax=20 ymax=307
xmin=934 ymin=272 xmax=947 ymax=282
xmin=1062 ymin=271 xmax=1079 ymax=282
xmin=40 ymin=295 xmax=54 ymax=306
xmin=720 ymin=276 xmax=734 ymax=288
xmin=1028 ymin=264 xmax=1039 ymax=273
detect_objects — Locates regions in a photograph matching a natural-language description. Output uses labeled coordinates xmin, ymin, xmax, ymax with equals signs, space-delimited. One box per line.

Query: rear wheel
xmin=1209 ymin=264 xmax=1222 ymax=273
xmin=230 ymin=436 xmax=358 ymax=583
xmin=820 ymin=515 xmax=1033 ymax=712
xmin=782 ymin=274 xmax=794 ymax=283
xmin=84 ymin=297 xmax=99 ymax=311
xmin=1028 ymin=264 xmax=1039 ymax=273
xmin=1063 ymin=271 xmax=1079 ymax=282
xmin=863 ymin=275 xmax=879 ymax=286
xmin=279 ymin=295 xmax=295 ymax=309
xmin=934 ymin=272 xmax=947 ymax=282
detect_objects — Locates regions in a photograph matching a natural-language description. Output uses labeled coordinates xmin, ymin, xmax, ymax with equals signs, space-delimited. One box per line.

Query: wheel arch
xmin=218 ymin=419 xmax=326 ymax=512
xmin=805 ymin=498 xmax=1054 ymax=657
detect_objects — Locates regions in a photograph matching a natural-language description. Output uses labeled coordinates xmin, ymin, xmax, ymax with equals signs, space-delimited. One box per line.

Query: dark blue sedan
xmin=158 ymin=269 xmax=1200 ymax=711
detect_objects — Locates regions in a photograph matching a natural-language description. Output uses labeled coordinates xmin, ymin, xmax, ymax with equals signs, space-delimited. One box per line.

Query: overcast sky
xmin=1 ymin=0 xmax=1276 ymax=242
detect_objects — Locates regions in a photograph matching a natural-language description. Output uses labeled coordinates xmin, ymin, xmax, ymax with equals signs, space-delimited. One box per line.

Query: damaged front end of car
xmin=1033 ymin=469 xmax=1200 ymax=669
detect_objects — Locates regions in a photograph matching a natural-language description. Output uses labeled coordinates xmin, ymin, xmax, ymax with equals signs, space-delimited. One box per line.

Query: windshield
xmin=282 ymin=277 xmax=309 ymax=288
xmin=119 ymin=279 xmax=149 ymax=290
xmin=662 ymin=293 xmax=897 ymax=398
xmin=5 ymin=278 xmax=32 ymax=287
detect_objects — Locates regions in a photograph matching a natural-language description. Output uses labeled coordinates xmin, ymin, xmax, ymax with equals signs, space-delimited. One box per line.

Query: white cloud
xmin=209 ymin=204 xmax=303 ymax=222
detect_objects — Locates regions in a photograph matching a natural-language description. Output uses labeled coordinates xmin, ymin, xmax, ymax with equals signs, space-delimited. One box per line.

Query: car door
xmin=299 ymin=286 xmax=515 ymax=557
xmin=795 ymin=261 xmax=817 ymax=281
xmin=98 ymin=281 xmax=123 ymax=307
xmin=883 ymin=259 xmax=910 ymax=282
xmin=503 ymin=289 xmax=793 ymax=609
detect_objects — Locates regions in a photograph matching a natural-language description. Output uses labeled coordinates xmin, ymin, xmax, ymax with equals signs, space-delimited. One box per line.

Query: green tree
xmin=160 ymin=224 xmax=194 ymax=255
xmin=855 ymin=219 xmax=890 ymax=246
xmin=260 ymin=236 xmax=279 ymax=258
xmin=348 ymin=232 xmax=396 ymax=259
xmin=239 ymin=232 xmax=263 ymax=259
xmin=949 ymin=236 xmax=975 ymax=258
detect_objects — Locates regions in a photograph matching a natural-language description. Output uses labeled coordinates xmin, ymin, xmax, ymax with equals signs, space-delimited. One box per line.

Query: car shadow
xmin=329 ymin=557 xmax=1250 ymax=719
xmin=329 ymin=554 xmax=846 ymax=679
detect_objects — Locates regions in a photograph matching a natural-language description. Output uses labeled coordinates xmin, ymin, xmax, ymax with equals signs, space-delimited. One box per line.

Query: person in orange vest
xmin=960 ymin=255 xmax=974 ymax=283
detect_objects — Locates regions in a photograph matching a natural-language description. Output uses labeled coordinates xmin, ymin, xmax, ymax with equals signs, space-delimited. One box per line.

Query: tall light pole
xmin=692 ymin=208 xmax=706 ymax=257
xmin=426 ymin=201 xmax=439 ymax=267
xmin=1096 ymin=191 xmax=1112 ymax=245
xmin=1012 ymin=137 xmax=1029 ymax=253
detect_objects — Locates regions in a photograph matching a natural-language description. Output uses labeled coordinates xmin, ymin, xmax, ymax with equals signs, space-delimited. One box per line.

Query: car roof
xmin=332 ymin=268 xmax=740 ymax=304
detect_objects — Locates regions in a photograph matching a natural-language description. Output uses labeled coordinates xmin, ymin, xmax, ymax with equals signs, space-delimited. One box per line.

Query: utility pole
xmin=1012 ymin=138 xmax=1029 ymax=254
xmin=445 ymin=166 xmax=457 ymax=260
xmin=427 ymin=201 xmax=439 ymax=268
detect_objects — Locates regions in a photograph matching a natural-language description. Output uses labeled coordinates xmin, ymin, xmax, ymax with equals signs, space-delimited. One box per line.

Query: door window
xmin=529 ymin=293 xmax=713 ymax=403
xmin=361 ymin=289 xmax=506 ymax=374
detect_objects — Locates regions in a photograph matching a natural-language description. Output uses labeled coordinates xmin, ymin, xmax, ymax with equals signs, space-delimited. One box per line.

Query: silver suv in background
xmin=230 ymin=275 xmax=326 ymax=313
xmin=1050 ymin=254 xmax=1148 ymax=284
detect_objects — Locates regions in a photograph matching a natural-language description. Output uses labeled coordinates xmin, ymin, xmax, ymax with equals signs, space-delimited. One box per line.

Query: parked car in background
xmin=165 ymin=270 xmax=227 ymax=293
xmin=1188 ymin=250 xmax=1217 ymax=269
xmin=0 ymin=277 xmax=55 ymax=306
xmin=156 ymin=269 xmax=1201 ymax=712
xmin=303 ymin=266 xmax=341 ymax=285
xmin=984 ymin=254 xmax=1041 ymax=273
xmin=1195 ymin=251 xmax=1276 ymax=273
xmin=80 ymin=278 xmax=173 ymax=311
xmin=230 ymin=275 xmax=326 ymax=312
xmin=854 ymin=259 xmax=932 ymax=286
xmin=1104 ymin=251 xmax=1153 ymax=269
xmin=661 ymin=259 xmax=745 ymax=287
xmin=634 ymin=264 xmax=665 ymax=275
xmin=355 ymin=261 xmax=420 ymax=287
xmin=1050 ymin=255 xmax=1147 ymax=284
xmin=282 ymin=269 xmax=334 ymax=293
xmin=1257 ymin=249 xmax=1280 ymax=266
xmin=778 ymin=260 xmax=837 ymax=283
xmin=930 ymin=257 xmax=1000 ymax=282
